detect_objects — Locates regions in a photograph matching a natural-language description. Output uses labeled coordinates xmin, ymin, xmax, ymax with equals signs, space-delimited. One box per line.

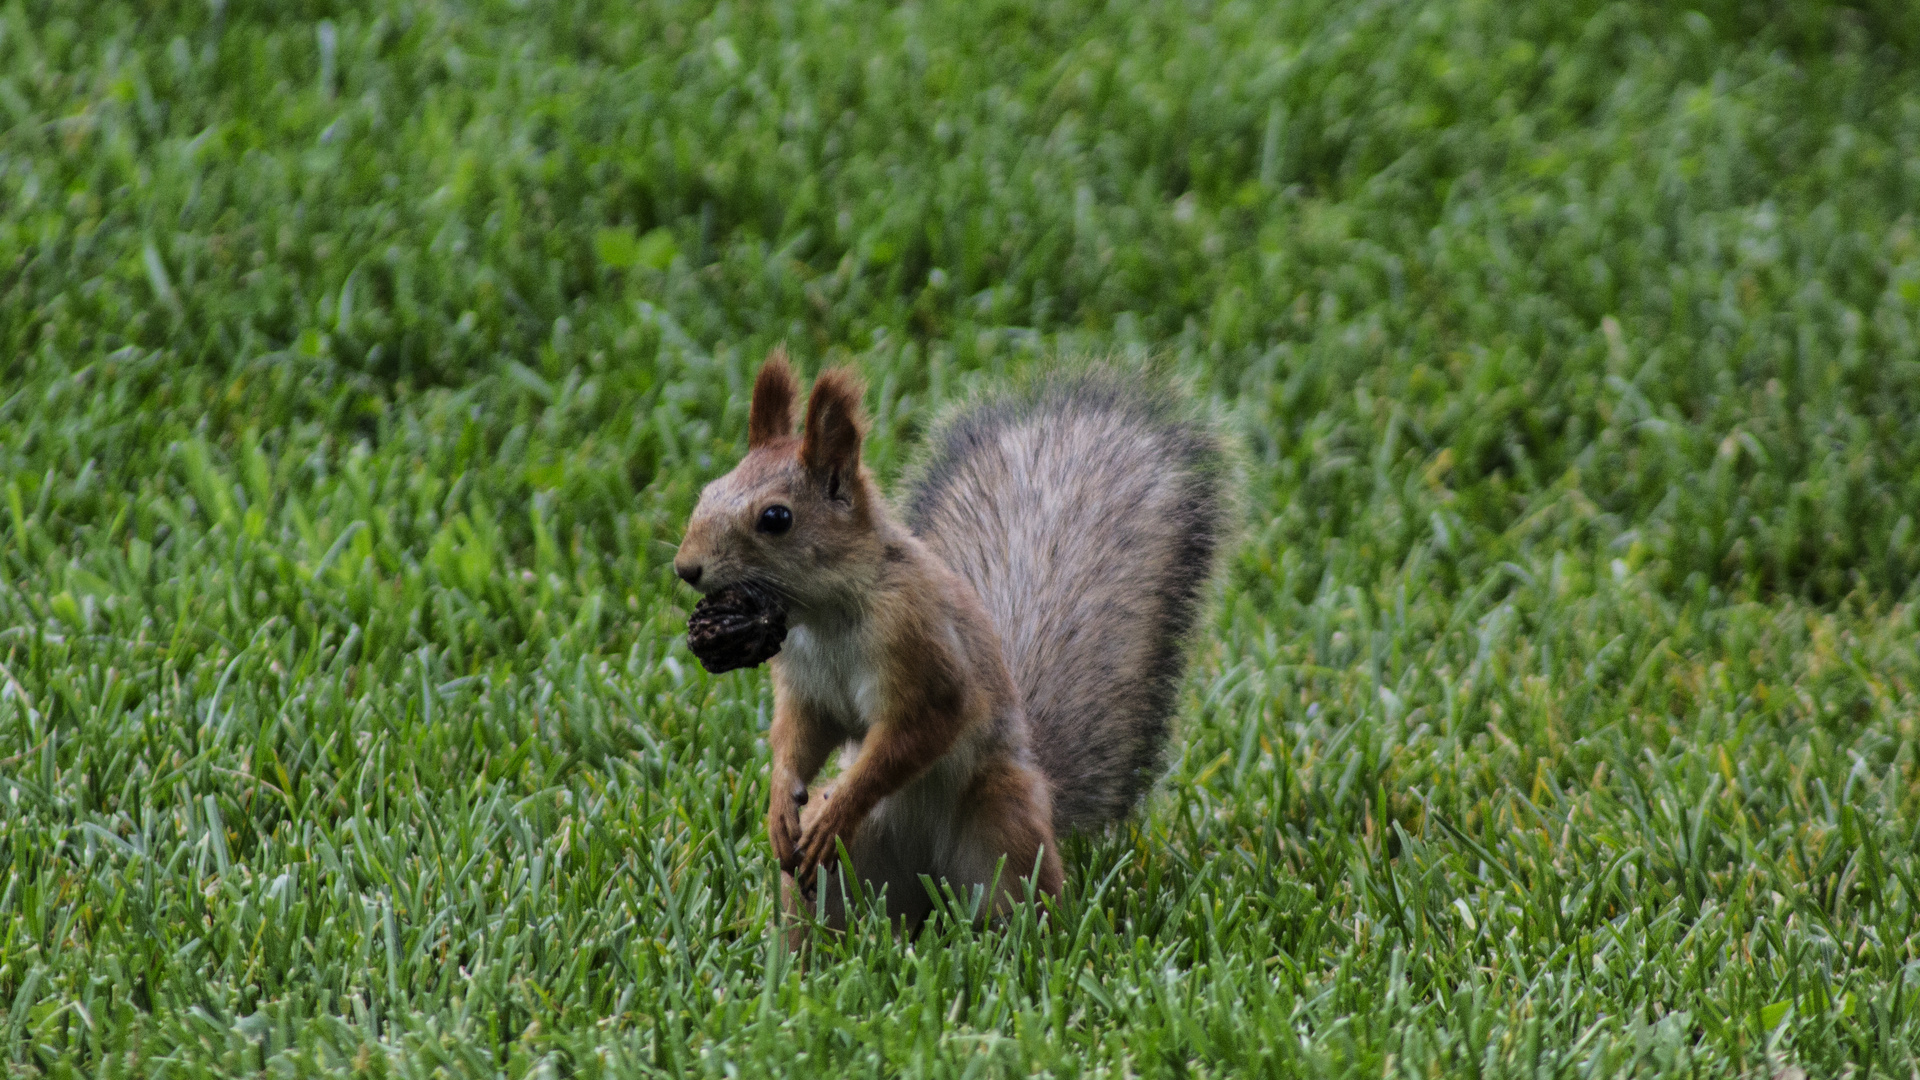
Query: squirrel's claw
xmin=789 ymin=815 xmax=853 ymax=895
xmin=769 ymin=790 xmax=805 ymax=874
xmin=790 ymin=836 xmax=826 ymax=886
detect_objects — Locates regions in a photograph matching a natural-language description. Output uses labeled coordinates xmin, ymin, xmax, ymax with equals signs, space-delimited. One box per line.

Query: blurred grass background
xmin=3 ymin=0 xmax=1920 ymax=1076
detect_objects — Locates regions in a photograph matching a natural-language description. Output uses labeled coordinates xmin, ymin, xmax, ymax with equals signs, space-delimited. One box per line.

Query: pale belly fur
xmin=780 ymin=621 xmax=985 ymax=859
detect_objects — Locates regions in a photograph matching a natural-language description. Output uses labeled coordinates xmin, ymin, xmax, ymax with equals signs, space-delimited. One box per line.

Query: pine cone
xmin=685 ymin=581 xmax=788 ymax=673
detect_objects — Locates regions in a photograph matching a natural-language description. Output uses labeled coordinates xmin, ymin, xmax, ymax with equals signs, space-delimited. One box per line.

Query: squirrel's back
xmin=903 ymin=372 xmax=1229 ymax=832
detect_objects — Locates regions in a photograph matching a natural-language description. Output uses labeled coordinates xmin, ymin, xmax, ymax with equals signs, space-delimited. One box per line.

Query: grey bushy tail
xmin=903 ymin=371 xmax=1229 ymax=832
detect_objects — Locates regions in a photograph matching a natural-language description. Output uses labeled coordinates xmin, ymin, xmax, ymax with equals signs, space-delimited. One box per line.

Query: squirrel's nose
xmin=676 ymin=562 xmax=703 ymax=587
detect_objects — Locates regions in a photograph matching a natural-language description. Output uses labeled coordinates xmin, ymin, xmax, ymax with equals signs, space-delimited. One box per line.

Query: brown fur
xmin=747 ymin=348 xmax=798 ymax=448
xmin=677 ymin=359 xmax=1061 ymax=934
xmin=780 ymin=593 xmax=970 ymax=883
xmin=800 ymin=368 xmax=865 ymax=495
xmin=958 ymin=757 xmax=1065 ymax=900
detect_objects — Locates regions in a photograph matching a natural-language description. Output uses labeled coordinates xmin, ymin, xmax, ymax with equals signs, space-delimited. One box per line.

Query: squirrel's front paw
xmin=769 ymin=808 xmax=801 ymax=873
xmin=769 ymin=782 xmax=807 ymax=873
xmin=790 ymin=808 xmax=855 ymax=892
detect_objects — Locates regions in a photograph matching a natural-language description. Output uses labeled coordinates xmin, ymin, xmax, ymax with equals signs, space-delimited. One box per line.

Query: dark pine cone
xmin=685 ymin=581 xmax=789 ymax=674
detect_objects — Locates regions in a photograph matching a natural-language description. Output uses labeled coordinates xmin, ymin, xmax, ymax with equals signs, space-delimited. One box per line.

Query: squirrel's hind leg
xmin=942 ymin=760 xmax=1064 ymax=922
xmin=779 ymin=765 xmax=1058 ymax=939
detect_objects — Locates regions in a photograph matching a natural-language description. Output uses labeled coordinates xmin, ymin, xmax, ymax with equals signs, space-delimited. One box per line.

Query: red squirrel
xmin=675 ymin=353 xmax=1227 ymax=931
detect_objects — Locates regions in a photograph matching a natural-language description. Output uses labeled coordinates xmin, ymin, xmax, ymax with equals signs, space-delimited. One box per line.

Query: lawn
xmin=4 ymin=0 xmax=1920 ymax=1075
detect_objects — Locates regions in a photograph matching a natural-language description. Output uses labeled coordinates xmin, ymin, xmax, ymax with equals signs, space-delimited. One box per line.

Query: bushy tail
xmin=903 ymin=372 xmax=1229 ymax=832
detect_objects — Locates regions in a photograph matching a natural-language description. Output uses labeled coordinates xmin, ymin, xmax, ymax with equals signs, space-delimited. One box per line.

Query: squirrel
xmin=674 ymin=351 xmax=1228 ymax=931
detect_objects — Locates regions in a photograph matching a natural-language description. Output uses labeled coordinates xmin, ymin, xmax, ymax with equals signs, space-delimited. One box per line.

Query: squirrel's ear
xmin=800 ymin=367 xmax=865 ymax=498
xmin=747 ymin=348 xmax=798 ymax=448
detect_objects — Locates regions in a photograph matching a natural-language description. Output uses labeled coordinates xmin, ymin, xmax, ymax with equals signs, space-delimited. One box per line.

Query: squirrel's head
xmin=675 ymin=351 xmax=880 ymax=612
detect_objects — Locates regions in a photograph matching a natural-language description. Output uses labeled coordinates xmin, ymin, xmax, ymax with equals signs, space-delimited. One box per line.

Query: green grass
xmin=4 ymin=0 xmax=1920 ymax=1075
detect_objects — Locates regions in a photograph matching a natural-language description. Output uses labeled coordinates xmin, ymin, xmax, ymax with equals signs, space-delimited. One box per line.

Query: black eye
xmin=757 ymin=505 xmax=793 ymax=535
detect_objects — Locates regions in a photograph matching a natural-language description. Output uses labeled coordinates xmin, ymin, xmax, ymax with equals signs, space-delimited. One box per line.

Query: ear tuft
xmin=748 ymin=348 xmax=799 ymax=448
xmin=800 ymin=367 xmax=866 ymax=493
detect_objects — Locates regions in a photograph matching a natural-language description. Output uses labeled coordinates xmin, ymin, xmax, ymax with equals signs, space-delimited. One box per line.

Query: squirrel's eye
xmin=757 ymin=505 xmax=793 ymax=535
